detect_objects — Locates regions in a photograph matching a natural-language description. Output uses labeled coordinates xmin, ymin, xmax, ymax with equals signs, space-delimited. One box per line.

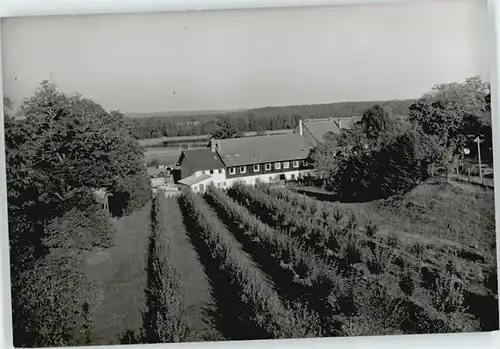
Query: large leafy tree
xmin=6 ymin=81 xmax=150 ymax=273
xmin=331 ymin=127 xmax=437 ymax=201
xmin=360 ymin=104 xmax=397 ymax=140
xmin=8 ymin=81 xmax=149 ymax=220
xmin=6 ymin=82 xmax=151 ymax=347
xmin=310 ymin=103 xmax=404 ymax=182
xmin=408 ymin=76 xmax=490 ymax=156
xmin=210 ymin=116 xmax=241 ymax=139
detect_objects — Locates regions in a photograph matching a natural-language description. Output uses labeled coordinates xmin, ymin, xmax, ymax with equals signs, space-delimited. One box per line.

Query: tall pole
xmin=475 ymin=136 xmax=483 ymax=184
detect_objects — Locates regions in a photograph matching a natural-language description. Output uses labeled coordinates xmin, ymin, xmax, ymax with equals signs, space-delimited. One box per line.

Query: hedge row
xmin=227 ymin=182 xmax=359 ymax=264
xmin=204 ymin=186 xmax=345 ymax=336
xmin=178 ymin=191 xmax=319 ymax=339
xmin=143 ymin=195 xmax=190 ymax=343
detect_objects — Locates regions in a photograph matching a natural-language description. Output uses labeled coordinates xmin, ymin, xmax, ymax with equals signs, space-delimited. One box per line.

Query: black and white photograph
xmin=1 ymin=0 xmax=498 ymax=347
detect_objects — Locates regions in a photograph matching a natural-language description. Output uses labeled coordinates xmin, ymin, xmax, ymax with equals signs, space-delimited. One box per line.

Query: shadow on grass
xmin=464 ymin=291 xmax=499 ymax=331
xmin=118 ymin=329 xmax=144 ymax=344
xmin=178 ymin=197 xmax=271 ymax=341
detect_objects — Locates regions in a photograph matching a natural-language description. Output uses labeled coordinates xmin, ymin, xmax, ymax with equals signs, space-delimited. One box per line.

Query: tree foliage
xmin=361 ymin=104 xmax=396 ymax=140
xmin=309 ymin=76 xmax=491 ymax=201
xmin=6 ymin=81 xmax=149 ymax=246
xmin=408 ymin=76 xmax=490 ymax=155
xmin=5 ymin=81 xmax=151 ymax=347
xmin=12 ymin=236 xmax=98 ymax=347
xmin=209 ymin=117 xmax=242 ymax=139
xmin=331 ymin=127 xmax=437 ymax=201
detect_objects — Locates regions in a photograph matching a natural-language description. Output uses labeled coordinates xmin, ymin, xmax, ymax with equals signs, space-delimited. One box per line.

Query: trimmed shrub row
xmin=142 ymin=195 xmax=190 ymax=343
xmin=228 ymin=182 xmax=357 ymax=261
xmin=204 ymin=186 xmax=345 ymax=336
xmin=178 ymin=191 xmax=319 ymax=339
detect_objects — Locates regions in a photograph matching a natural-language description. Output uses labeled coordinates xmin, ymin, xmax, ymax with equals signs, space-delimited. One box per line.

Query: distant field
xmin=143 ymin=147 xmax=182 ymax=165
xmin=137 ymin=129 xmax=295 ymax=148
xmin=138 ymin=135 xmax=210 ymax=147
xmin=84 ymin=203 xmax=151 ymax=345
xmin=126 ymin=109 xmax=247 ymax=119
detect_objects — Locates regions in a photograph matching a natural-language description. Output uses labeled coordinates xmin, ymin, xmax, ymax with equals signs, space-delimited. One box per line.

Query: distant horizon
xmin=6 ymin=75 xmax=485 ymax=117
xmin=123 ymin=97 xmax=419 ymax=116
xmin=2 ymin=0 xmax=489 ymax=114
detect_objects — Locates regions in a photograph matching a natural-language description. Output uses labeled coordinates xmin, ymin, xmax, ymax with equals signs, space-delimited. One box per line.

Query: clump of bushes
xmin=431 ymin=275 xmax=467 ymax=313
xmin=43 ymin=202 xmax=115 ymax=251
xmin=339 ymin=233 xmax=364 ymax=268
xmin=110 ymin=171 xmax=151 ymax=217
xmin=365 ymin=221 xmax=378 ymax=238
xmin=387 ymin=233 xmax=400 ymax=247
xmin=410 ymin=240 xmax=426 ymax=260
xmin=365 ymin=244 xmax=394 ymax=275
xmin=483 ymin=264 xmax=498 ymax=294
xmin=361 ymin=279 xmax=406 ymax=334
xmin=399 ymin=264 xmax=419 ymax=297
xmin=12 ymin=249 xmax=98 ymax=347
xmin=333 ymin=210 xmax=343 ymax=223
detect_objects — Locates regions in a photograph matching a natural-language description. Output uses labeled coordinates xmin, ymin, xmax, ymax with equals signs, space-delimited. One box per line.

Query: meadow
xmin=87 ymin=179 xmax=498 ymax=343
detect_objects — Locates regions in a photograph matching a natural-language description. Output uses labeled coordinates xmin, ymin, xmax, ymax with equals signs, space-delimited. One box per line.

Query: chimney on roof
xmin=217 ymin=139 xmax=221 ymax=151
xmin=338 ymin=119 xmax=342 ymax=129
xmin=210 ymin=138 xmax=217 ymax=152
xmin=299 ymin=119 xmax=303 ymax=136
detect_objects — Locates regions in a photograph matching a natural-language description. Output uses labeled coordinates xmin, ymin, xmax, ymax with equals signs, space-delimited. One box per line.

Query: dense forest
xmin=125 ymin=99 xmax=415 ymax=139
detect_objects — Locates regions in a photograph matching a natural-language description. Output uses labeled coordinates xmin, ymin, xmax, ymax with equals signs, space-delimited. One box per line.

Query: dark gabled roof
xmin=181 ymin=148 xmax=225 ymax=171
xmin=217 ymin=134 xmax=312 ymax=167
xmin=297 ymin=116 xmax=363 ymax=145
xmin=336 ymin=116 xmax=362 ymax=130
xmin=303 ymin=118 xmax=341 ymax=143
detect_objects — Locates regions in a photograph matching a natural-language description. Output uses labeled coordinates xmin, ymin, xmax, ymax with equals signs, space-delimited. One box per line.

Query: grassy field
xmin=295 ymin=181 xmax=496 ymax=262
xmin=143 ymin=147 xmax=181 ymax=165
xmin=84 ymin=197 xmax=222 ymax=344
xmin=289 ymin=180 xmax=497 ymax=328
xmin=83 ymin=203 xmax=151 ymax=345
xmin=158 ymin=198 xmax=219 ymax=341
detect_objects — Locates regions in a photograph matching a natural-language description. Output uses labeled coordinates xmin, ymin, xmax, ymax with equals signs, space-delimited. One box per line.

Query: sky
xmin=1 ymin=0 xmax=489 ymax=114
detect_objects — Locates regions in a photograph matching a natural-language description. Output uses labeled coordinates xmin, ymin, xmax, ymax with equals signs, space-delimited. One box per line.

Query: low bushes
xmin=43 ymin=202 xmax=115 ymax=251
xmin=12 ymin=248 xmax=97 ymax=347
xmin=204 ymin=186 xmax=344 ymax=336
xmin=178 ymin=191 xmax=319 ymax=339
xmin=142 ymin=195 xmax=190 ymax=343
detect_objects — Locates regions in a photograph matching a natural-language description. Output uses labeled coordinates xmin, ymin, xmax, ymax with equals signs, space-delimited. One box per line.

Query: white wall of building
xmin=150 ymin=177 xmax=166 ymax=188
xmin=187 ymin=167 xmax=312 ymax=192
xmin=225 ymin=169 xmax=310 ymax=187
xmin=190 ymin=168 xmax=227 ymax=193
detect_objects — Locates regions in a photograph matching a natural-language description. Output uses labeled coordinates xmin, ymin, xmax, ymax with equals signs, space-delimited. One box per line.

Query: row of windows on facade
xmin=231 ymin=160 xmax=304 ymax=174
xmin=197 ymin=160 xmax=304 ymax=176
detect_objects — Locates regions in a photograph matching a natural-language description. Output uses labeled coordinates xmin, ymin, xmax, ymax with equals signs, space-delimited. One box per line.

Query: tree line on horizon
xmin=124 ymin=99 xmax=416 ymax=140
